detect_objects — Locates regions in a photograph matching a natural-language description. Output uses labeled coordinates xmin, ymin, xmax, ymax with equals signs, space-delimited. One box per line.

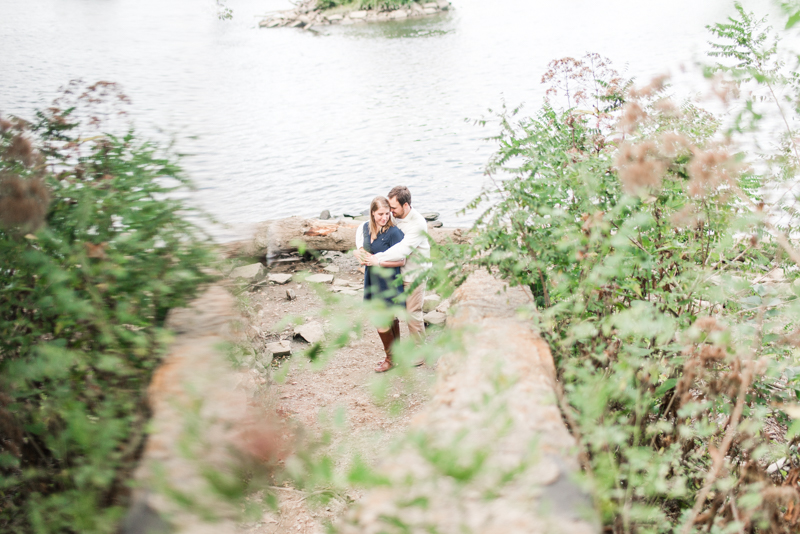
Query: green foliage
xmin=452 ymin=28 xmax=800 ymax=532
xmin=0 ymin=83 xmax=214 ymax=533
xmin=216 ymin=0 xmax=233 ymax=20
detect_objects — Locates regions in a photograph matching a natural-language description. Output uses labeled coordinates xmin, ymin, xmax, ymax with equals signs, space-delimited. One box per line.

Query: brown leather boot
xmin=375 ymin=327 xmax=395 ymax=373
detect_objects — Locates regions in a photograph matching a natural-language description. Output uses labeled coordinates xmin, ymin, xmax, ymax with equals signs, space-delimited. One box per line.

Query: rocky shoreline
xmin=259 ymin=0 xmax=452 ymax=31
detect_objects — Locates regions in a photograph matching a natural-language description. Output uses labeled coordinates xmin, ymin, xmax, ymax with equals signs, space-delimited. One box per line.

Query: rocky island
xmin=259 ymin=0 xmax=452 ymax=30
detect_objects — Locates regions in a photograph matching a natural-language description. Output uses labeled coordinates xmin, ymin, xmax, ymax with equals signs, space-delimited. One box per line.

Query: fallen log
xmin=223 ymin=216 xmax=470 ymax=259
xmin=338 ymin=271 xmax=599 ymax=534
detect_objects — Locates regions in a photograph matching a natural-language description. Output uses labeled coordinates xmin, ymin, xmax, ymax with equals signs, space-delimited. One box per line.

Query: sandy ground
xmin=235 ymin=251 xmax=436 ymax=534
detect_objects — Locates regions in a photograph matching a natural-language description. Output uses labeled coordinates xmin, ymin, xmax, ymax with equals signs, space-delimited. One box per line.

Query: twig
xmin=679 ymin=309 xmax=763 ymax=534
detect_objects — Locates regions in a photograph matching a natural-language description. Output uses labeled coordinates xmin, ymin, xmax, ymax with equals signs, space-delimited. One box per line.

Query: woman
xmin=356 ymin=196 xmax=405 ymax=372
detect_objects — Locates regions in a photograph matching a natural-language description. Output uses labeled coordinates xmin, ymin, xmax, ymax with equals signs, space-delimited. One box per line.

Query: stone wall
xmin=338 ymin=270 xmax=599 ymax=534
xmin=122 ymin=286 xmax=260 ymax=534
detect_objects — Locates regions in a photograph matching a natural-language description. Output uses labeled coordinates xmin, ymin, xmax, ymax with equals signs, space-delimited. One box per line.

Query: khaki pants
xmin=404 ymin=280 xmax=426 ymax=341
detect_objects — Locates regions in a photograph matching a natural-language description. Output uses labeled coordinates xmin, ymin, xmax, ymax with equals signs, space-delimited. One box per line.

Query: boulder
xmin=437 ymin=0 xmax=450 ymax=9
xmin=266 ymin=340 xmax=292 ymax=357
xmin=424 ymin=311 xmax=446 ymax=326
xmin=286 ymin=288 xmax=297 ymax=301
xmin=423 ymin=7 xmax=437 ymax=14
xmin=289 ymin=19 xmax=305 ymax=28
xmin=294 ymin=322 xmax=325 ymax=344
xmin=326 ymin=14 xmax=343 ymax=21
xmin=229 ymin=263 xmax=266 ymax=283
xmin=423 ymin=2 xmax=438 ymax=7
xmin=423 ymin=294 xmax=441 ymax=313
xmin=306 ymin=273 xmax=335 ymax=284
xmin=410 ymin=2 xmax=424 ymax=13
xmin=268 ymin=273 xmax=293 ymax=285
xmin=349 ymin=10 xmax=367 ymax=19
xmin=421 ymin=212 xmax=440 ymax=221
xmin=390 ymin=9 xmax=408 ymax=19
xmin=319 ymin=209 xmax=331 ymax=220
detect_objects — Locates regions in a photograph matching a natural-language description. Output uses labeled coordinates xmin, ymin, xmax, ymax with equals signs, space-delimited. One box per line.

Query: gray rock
xmin=306 ymin=273 xmax=335 ymax=284
xmin=294 ymin=322 xmax=325 ymax=344
xmin=229 ymin=263 xmax=266 ymax=283
xmin=410 ymin=2 xmax=424 ymax=12
xmin=428 ymin=221 xmax=443 ymax=228
xmin=289 ymin=19 xmax=305 ymax=28
xmin=266 ymin=340 xmax=292 ymax=357
xmin=349 ymin=10 xmax=367 ymax=19
xmin=423 ymin=2 xmax=438 ymax=7
xmin=339 ymin=289 xmax=360 ymax=297
xmin=437 ymin=0 xmax=450 ymax=9
xmin=423 ymin=311 xmax=446 ymax=326
xmin=421 ymin=212 xmax=440 ymax=221
xmin=435 ymin=298 xmax=451 ymax=314
xmin=286 ymin=288 xmax=297 ymax=301
xmin=326 ymin=14 xmax=343 ymax=21
xmin=390 ymin=9 xmax=408 ymax=18
xmin=423 ymin=294 xmax=441 ymax=313
xmin=319 ymin=209 xmax=331 ymax=220
xmin=324 ymin=265 xmax=340 ymax=273
xmin=268 ymin=273 xmax=293 ymax=285
xmin=423 ymin=7 xmax=437 ymax=14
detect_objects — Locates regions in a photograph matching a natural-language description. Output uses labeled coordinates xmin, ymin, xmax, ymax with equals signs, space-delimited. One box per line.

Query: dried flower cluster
xmin=0 ymin=114 xmax=51 ymax=231
xmin=0 ymin=175 xmax=50 ymax=231
xmin=687 ymin=145 xmax=738 ymax=197
xmin=615 ymin=140 xmax=666 ymax=193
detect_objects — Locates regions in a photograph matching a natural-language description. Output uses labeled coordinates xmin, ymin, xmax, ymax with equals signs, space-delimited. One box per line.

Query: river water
xmin=1 ymin=0 xmax=763 ymax=240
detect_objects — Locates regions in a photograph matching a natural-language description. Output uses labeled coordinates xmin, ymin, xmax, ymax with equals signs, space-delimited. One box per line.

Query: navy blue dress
xmin=363 ymin=224 xmax=405 ymax=306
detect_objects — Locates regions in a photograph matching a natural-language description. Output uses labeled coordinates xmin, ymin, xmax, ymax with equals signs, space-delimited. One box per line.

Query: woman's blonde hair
xmin=369 ymin=196 xmax=394 ymax=241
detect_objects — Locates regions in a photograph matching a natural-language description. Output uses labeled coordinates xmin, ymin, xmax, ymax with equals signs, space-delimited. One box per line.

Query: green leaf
xmin=786 ymin=11 xmax=800 ymax=29
xmin=655 ymin=378 xmax=678 ymax=399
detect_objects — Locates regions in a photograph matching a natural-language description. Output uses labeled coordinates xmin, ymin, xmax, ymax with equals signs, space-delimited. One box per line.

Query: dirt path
xmin=236 ymin=252 xmax=436 ymax=534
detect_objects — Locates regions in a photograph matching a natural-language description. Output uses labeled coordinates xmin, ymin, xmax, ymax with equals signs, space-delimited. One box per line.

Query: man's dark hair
xmin=388 ymin=185 xmax=411 ymax=207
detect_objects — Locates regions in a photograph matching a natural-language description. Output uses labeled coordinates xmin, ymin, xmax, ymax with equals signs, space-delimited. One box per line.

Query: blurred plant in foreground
xmin=446 ymin=5 xmax=800 ymax=532
xmin=0 ymin=81 xmax=214 ymax=533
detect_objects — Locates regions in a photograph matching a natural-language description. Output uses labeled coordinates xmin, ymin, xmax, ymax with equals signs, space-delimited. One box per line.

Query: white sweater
xmin=355 ymin=208 xmax=431 ymax=282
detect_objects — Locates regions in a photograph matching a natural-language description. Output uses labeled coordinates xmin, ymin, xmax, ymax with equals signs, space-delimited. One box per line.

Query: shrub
xmin=459 ymin=19 xmax=800 ymax=531
xmin=0 ymin=82 xmax=214 ymax=533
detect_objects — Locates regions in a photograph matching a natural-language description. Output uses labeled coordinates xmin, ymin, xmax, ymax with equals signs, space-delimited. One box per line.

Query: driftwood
xmin=224 ymin=217 xmax=470 ymax=259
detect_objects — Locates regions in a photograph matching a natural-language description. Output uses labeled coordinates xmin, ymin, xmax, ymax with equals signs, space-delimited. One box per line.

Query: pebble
xmin=294 ymin=322 xmax=325 ymax=344
xmin=229 ymin=263 xmax=266 ymax=282
xmin=269 ymin=273 xmax=293 ymax=285
xmin=423 ymin=294 xmax=441 ymax=313
xmin=423 ymin=311 xmax=446 ymax=326
xmin=266 ymin=340 xmax=292 ymax=357
xmin=286 ymin=288 xmax=297 ymax=301
xmin=306 ymin=273 xmax=335 ymax=284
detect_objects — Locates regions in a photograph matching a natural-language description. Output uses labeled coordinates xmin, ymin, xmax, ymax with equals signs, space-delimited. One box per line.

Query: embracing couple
xmin=354 ymin=186 xmax=431 ymax=373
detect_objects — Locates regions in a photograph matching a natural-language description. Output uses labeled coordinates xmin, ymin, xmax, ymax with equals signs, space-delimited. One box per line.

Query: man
xmin=356 ymin=185 xmax=431 ymax=347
